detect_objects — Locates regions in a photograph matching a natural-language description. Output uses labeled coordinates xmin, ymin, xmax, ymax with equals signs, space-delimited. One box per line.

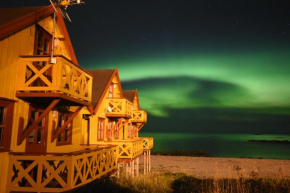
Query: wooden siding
xmin=37 ymin=17 xmax=71 ymax=59
xmin=0 ymin=152 xmax=9 ymax=193
xmin=0 ymin=26 xmax=33 ymax=100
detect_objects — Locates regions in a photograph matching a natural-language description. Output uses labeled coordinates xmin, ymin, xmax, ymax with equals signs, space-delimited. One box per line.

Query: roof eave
xmin=0 ymin=6 xmax=54 ymax=40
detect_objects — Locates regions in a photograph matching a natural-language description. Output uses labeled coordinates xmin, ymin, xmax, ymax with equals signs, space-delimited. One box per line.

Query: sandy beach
xmin=150 ymin=155 xmax=290 ymax=179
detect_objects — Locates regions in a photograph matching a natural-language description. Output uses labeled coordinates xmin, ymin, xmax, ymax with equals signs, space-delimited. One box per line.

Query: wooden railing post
xmin=67 ymin=155 xmax=74 ymax=190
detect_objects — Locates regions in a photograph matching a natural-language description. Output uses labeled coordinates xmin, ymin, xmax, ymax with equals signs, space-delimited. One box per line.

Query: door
xmin=25 ymin=107 xmax=48 ymax=154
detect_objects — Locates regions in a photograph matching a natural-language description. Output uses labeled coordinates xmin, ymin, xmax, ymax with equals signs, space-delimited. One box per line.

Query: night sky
xmin=2 ymin=0 xmax=290 ymax=134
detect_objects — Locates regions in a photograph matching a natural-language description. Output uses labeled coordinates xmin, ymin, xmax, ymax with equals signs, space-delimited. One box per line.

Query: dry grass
xmin=107 ymin=166 xmax=290 ymax=193
xmin=81 ymin=164 xmax=290 ymax=193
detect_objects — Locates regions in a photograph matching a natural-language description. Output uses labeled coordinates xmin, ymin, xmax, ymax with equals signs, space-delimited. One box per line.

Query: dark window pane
xmin=58 ymin=115 xmax=63 ymax=127
xmin=38 ymin=113 xmax=43 ymax=126
xmin=28 ymin=111 xmax=36 ymax=127
xmin=0 ymin=107 xmax=4 ymax=125
xmin=31 ymin=111 xmax=36 ymax=120
xmin=0 ymin=128 xmax=3 ymax=147
xmin=64 ymin=128 xmax=68 ymax=142
xmin=37 ymin=33 xmax=43 ymax=49
xmin=44 ymin=39 xmax=49 ymax=53
xmin=28 ymin=130 xmax=34 ymax=144
xmin=37 ymin=129 xmax=42 ymax=143
xmin=58 ymin=133 xmax=62 ymax=142
xmin=64 ymin=116 xmax=69 ymax=142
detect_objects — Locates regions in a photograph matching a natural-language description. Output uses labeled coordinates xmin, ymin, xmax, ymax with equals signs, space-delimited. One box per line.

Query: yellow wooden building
xmin=0 ymin=6 xmax=119 ymax=193
xmin=84 ymin=69 xmax=153 ymax=177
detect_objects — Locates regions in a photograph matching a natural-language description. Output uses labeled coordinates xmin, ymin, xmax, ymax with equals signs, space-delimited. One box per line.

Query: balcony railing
xmin=105 ymin=98 xmax=132 ymax=118
xmin=104 ymin=139 xmax=143 ymax=160
xmin=16 ymin=56 xmax=92 ymax=102
xmin=140 ymin=137 xmax=154 ymax=150
xmin=131 ymin=110 xmax=147 ymax=123
xmin=6 ymin=146 xmax=118 ymax=193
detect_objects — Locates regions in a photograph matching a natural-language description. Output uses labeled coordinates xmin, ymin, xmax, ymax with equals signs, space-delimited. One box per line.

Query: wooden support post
xmin=136 ymin=157 xmax=139 ymax=176
xmin=52 ymin=106 xmax=83 ymax=142
xmin=146 ymin=151 xmax=148 ymax=173
xmin=131 ymin=160 xmax=135 ymax=178
xmin=117 ymin=163 xmax=120 ymax=178
xmin=143 ymin=151 xmax=146 ymax=174
xmin=149 ymin=150 xmax=151 ymax=172
xmin=19 ymin=99 xmax=60 ymax=144
xmin=125 ymin=162 xmax=128 ymax=178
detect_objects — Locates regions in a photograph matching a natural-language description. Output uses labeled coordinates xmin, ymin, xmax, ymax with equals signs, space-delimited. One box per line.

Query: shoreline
xmin=149 ymin=155 xmax=290 ymax=179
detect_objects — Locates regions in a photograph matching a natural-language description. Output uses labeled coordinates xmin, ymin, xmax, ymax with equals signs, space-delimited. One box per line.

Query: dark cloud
xmin=122 ymin=76 xmax=252 ymax=106
xmin=144 ymin=107 xmax=290 ymax=134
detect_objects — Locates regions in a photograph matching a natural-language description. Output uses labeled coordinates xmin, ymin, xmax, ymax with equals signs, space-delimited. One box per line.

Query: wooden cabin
xmin=85 ymin=69 xmax=153 ymax=177
xmin=0 ymin=6 xmax=118 ymax=193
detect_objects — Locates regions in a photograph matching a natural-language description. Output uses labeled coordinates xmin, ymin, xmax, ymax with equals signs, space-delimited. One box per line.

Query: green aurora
xmin=86 ymin=48 xmax=290 ymax=121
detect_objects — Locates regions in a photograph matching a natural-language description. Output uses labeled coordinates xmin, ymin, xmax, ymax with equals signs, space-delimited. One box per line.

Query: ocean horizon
xmin=139 ymin=132 xmax=290 ymax=160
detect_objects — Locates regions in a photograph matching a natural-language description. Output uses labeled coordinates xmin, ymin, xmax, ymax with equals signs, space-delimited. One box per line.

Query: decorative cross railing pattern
xmin=140 ymin=137 xmax=154 ymax=150
xmin=6 ymin=146 xmax=118 ymax=193
xmin=16 ymin=56 xmax=92 ymax=102
xmin=105 ymin=139 xmax=143 ymax=159
xmin=131 ymin=110 xmax=147 ymax=123
xmin=105 ymin=98 xmax=132 ymax=118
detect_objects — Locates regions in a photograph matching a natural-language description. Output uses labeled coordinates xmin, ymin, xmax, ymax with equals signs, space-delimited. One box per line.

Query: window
xmin=0 ymin=99 xmax=14 ymax=152
xmin=27 ymin=110 xmax=45 ymax=144
xmin=132 ymin=124 xmax=137 ymax=138
xmin=108 ymin=83 xmax=114 ymax=98
xmin=114 ymin=123 xmax=119 ymax=139
xmin=107 ymin=121 xmax=114 ymax=140
xmin=34 ymin=25 xmax=51 ymax=56
xmin=57 ymin=113 xmax=72 ymax=144
xmin=127 ymin=124 xmax=131 ymax=138
xmin=97 ymin=118 xmax=105 ymax=141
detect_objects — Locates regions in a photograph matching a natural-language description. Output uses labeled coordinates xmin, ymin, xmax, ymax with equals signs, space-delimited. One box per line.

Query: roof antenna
xmin=48 ymin=0 xmax=85 ymax=63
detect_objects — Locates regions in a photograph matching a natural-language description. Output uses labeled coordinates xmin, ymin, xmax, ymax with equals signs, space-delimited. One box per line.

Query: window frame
xmin=108 ymin=83 xmax=114 ymax=98
xmin=27 ymin=108 xmax=45 ymax=145
xmin=56 ymin=112 xmax=73 ymax=146
xmin=0 ymin=98 xmax=15 ymax=152
xmin=114 ymin=123 xmax=119 ymax=139
xmin=97 ymin=118 xmax=105 ymax=141
xmin=127 ymin=123 xmax=131 ymax=138
xmin=34 ymin=25 xmax=52 ymax=56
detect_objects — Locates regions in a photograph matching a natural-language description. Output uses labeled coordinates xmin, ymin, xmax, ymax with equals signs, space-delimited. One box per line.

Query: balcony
xmin=140 ymin=137 xmax=154 ymax=150
xmin=105 ymin=139 xmax=143 ymax=160
xmin=105 ymin=98 xmax=132 ymax=118
xmin=131 ymin=110 xmax=147 ymax=123
xmin=6 ymin=146 xmax=118 ymax=193
xmin=16 ymin=56 xmax=92 ymax=106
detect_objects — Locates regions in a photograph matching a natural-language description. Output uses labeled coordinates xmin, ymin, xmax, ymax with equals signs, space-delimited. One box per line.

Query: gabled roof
xmin=87 ymin=68 xmax=123 ymax=113
xmin=123 ymin=90 xmax=135 ymax=102
xmin=0 ymin=5 xmax=79 ymax=65
xmin=123 ymin=89 xmax=140 ymax=110
xmin=0 ymin=6 xmax=53 ymax=39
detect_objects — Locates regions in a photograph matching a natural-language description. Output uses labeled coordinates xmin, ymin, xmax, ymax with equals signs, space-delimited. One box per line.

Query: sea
xmin=139 ymin=132 xmax=290 ymax=160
